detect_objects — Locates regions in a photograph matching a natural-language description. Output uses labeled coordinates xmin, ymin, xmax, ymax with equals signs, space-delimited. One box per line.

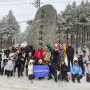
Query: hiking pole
xmin=58 ymin=62 xmax=63 ymax=88
xmin=60 ymin=70 xmax=63 ymax=88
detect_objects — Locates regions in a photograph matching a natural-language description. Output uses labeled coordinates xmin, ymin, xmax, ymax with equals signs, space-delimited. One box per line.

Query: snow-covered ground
xmin=0 ymin=74 xmax=90 ymax=90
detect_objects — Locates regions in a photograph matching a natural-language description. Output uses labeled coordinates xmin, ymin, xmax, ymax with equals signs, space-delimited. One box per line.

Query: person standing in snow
xmin=43 ymin=46 xmax=51 ymax=63
xmin=26 ymin=52 xmax=33 ymax=76
xmin=5 ymin=56 xmax=14 ymax=77
xmin=66 ymin=43 xmax=74 ymax=68
xmin=34 ymin=46 xmax=44 ymax=64
xmin=28 ymin=59 xmax=34 ymax=80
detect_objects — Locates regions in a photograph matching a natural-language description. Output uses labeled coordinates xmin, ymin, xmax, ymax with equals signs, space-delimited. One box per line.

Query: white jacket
xmin=85 ymin=64 xmax=90 ymax=74
xmin=28 ymin=64 xmax=33 ymax=75
xmin=83 ymin=55 xmax=89 ymax=63
xmin=5 ymin=60 xmax=14 ymax=71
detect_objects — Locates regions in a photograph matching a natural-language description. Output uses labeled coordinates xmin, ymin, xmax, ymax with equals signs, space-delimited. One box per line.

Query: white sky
xmin=0 ymin=0 xmax=86 ymax=32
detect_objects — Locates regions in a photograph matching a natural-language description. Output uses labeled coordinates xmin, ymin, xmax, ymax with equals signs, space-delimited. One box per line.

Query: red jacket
xmin=34 ymin=48 xmax=44 ymax=60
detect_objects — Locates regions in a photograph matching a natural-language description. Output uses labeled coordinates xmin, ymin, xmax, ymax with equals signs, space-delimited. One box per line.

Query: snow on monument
xmin=26 ymin=4 xmax=57 ymax=48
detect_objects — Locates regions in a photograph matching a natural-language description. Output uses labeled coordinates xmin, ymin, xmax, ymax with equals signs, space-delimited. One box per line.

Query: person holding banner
xmin=33 ymin=59 xmax=49 ymax=80
xmin=38 ymin=59 xmax=45 ymax=80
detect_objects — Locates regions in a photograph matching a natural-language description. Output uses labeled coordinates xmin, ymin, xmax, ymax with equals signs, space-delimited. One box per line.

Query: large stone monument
xmin=26 ymin=4 xmax=57 ymax=48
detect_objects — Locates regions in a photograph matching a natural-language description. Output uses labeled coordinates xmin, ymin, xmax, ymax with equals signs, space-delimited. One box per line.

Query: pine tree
xmin=57 ymin=1 xmax=90 ymax=47
xmin=7 ymin=10 xmax=20 ymax=36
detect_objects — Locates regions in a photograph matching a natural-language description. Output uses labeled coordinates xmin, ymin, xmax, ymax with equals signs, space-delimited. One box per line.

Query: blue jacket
xmin=70 ymin=64 xmax=82 ymax=75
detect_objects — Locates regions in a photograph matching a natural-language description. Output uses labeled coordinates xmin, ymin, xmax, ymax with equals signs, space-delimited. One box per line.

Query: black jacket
xmin=51 ymin=49 xmax=59 ymax=64
xmin=61 ymin=64 xmax=69 ymax=74
xmin=66 ymin=46 xmax=74 ymax=57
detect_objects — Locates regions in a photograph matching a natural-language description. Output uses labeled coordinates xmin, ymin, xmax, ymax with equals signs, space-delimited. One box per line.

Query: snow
xmin=0 ymin=56 xmax=90 ymax=90
xmin=21 ymin=41 xmax=27 ymax=47
xmin=0 ymin=74 xmax=90 ymax=90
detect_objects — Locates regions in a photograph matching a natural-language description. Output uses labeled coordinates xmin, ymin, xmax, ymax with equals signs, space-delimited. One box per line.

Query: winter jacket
xmin=28 ymin=64 xmax=33 ymax=75
xmin=78 ymin=60 xmax=84 ymax=70
xmin=43 ymin=51 xmax=51 ymax=61
xmin=51 ymin=49 xmax=59 ymax=64
xmin=66 ymin=46 xmax=74 ymax=57
xmin=70 ymin=64 xmax=82 ymax=75
xmin=5 ymin=60 xmax=14 ymax=71
xmin=61 ymin=64 xmax=69 ymax=74
xmin=83 ymin=54 xmax=89 ymax=63
xmin=83 ymin=47 xmax=89 ymax=56
xmin=34 ymin=48 xmax=44 ymax=60
xmin=26 ymin=57 xmax=30 ymax=65
xmin=2 ymin=53 xmax=5 ymax=61
xmin=59 ymin=49 xmax=64 ymax=61
xmin=85 ymin=63 xmax=90 ymax=73
xmin=49 ymin=62 xmax=58 ymax=72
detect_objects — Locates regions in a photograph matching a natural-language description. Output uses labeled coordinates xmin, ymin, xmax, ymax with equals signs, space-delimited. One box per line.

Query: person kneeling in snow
xmin=70 ymin=60 xmax=82 ymax=83
xmin=60 ymin=60 xmax=70 ymax=82
xmin=28 ymin=59 xmax=34 ymax=80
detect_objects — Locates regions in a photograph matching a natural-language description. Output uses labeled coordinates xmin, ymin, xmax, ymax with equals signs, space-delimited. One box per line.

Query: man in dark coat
xmin=48 ymin=61 xmax=58 ymax=82
xmin=66 ymin=43 xmax=74 ymax=68
xmin=48 ymin=49 xmax=59 ymax=82
xmin=51 ymin=49 xmax=59 ymax=64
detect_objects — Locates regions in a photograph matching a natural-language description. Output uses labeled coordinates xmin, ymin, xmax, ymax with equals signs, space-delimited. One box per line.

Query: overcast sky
xmin=0 ymin=0 xmax=86 ymax=32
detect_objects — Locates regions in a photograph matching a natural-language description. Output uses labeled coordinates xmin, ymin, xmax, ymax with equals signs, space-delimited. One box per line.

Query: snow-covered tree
xmin=0 ymin=10 xmax=20 ymax=48
xmin=7 ymin=10 xmax=20 ymax=36
xmin=57 ymin=1 xmax=90 ymax=47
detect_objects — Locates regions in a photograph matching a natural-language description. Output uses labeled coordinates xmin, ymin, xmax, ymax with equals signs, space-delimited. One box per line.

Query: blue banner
xmin=33 ymin=65 xmax=49 ymax=77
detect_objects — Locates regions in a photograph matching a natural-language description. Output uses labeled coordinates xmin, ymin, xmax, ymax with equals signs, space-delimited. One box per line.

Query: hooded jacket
xmin=70 ymin=64 xmax=82 ymax=75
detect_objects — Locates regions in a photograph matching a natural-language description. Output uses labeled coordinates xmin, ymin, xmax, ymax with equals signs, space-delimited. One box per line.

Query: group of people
xmin=0 ymin=43 xmax=90 ymax=83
